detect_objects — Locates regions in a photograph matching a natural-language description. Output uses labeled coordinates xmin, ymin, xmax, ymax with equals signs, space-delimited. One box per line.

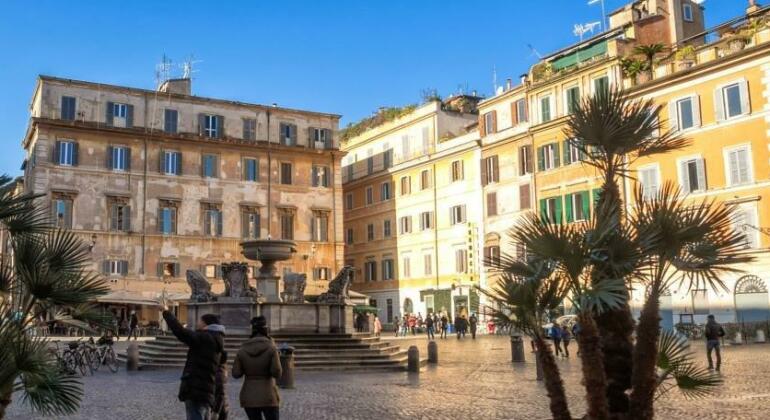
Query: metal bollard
xmin=407 ymin=345 xmax=420 ymax=373
xmin=277 ymin=345 xmax=296 ymax=389
xmin=510 ymin=334 xmax=525 ymax=363
xmin=126 ymin=343 xmax=139 ymax=371
xmin=427 ymin=341 xmax=438 ymax=364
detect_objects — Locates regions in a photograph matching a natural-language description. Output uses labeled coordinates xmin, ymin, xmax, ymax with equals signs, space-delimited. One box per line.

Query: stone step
xmin=135 ymin=346 xmax=404 ymax=360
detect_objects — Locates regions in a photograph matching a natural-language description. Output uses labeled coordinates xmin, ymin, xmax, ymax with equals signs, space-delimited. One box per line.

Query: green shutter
xmin=537 ymin=146 xmax=545 ymax=171
xmin=565 ymin=194 xmax=574 ymax=223
xmin=553 ymin=143 xmax=560 ymax=167
xmin=563 ymin=140 xmax=571 ymax=165
xmin=554 ymin=196 xmax=563 ymax=224
xmin=539 ymin=198 xmax=547 ymax=220
xmin=581 ymin=191 xmax=591 ymax=219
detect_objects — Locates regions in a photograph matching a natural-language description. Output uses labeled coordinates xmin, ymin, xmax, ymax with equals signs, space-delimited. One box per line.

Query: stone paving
xmin=7 ymin=335 xmax=770 ymax=419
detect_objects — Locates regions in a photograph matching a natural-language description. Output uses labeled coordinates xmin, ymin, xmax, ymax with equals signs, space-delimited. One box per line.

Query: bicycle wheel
xmin=89 ymin=348 xmax=101 ymax=372
xmin=105 ymin=348 xmax=119 ymax=373
xmin=75 ymin=352 xmax=88 ymax=376
xmin=63 ymin=351 xmax=78 ymax=375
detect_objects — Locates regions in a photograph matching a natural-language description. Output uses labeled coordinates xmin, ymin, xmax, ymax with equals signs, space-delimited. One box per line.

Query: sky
xmin=0 ymin=0 xmax=746 ymax=176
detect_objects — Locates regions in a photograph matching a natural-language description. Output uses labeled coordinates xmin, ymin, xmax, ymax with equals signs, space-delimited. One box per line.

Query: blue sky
xmin=0 ymin=0 xmax=745 ymax=175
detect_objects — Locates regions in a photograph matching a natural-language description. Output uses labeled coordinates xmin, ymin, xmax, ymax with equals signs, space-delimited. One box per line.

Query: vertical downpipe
xmin=330 ymin=135 xmax=338 ymax=273
xmin=266 ymin=111 xmax=272 ymax=238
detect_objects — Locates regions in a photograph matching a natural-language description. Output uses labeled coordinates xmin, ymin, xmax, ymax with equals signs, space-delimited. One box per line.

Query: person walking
xmin=394 ymin=316 xmax=401 ymax=337
xmin=705 ymin=314 xmax=725 ymax=371
xmin=373 ymin=315 xmax=382 ymax=337
xmin=212 ymin=351 xmax=229 ymax=420
xmin=159 ymin=305 xmax=225 ymax=420
xmin=550 ymin=323 xmax=562 ymax=357
xmin=440 ymin=313 xmax=448 ymax=339
xmin=401 ymin=314 xmax=410 ymax=337
xmin=561 ymin=325 xmax=571 ymax=358
xmin=425 ymin=315 xmax=435 ymax=340
xmin=232 ymin=316 xmax=282 ymax=420
xmin=469 ymin=313 xmax=478 ymax=340
xmin=571 ymin=321 xmax=581 ymax=356
xmin=408 ymin=314 xmax=417 ymax=335
xmin=128 ymin=310 xmax=140 ymax=340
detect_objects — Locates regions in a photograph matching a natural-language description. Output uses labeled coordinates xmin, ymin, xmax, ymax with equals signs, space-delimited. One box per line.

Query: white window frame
xmin=204 ymin=114 xmax=219 ymax=138
xmin=381 ymin=182 xmax=392 ymax=200
xmin=164 ymin=150 xmax=180 ymax=175
xmin=674 ymin=95 xmax=699 ymax=132
xmin=543 ymin=143 xmax=558 ymax=171
xmin=484 ymin=112 xmax=495 ymax=134
xmin=718 ymin=80 xmax=750 ymax=120
xmin=591 ymin=75 xmax=609 ymax=95
xmin=365 ymin=186 xmax=374 ymax=205
xmin=450 ymin=205 xmax=467 ymax=225
xmin=567 ymin=140 xmax=581 ymax=164
xmin=682 ymin=3 xmax=693 ymax=22
xmin=113 ymin=103 xmax=127 ymax=119
xmin=111 ymin=146 xmax=129 ymax=171
xmin=638 ymin=164 xmax=660 ymax=200
xmin=58 ymin=141 xmax=75 ymax=166
xmin=382 ymin=259 xmax=393 ymax=280
xmin=420 ymin=211 xmax=433 ymax=231
xmin=676 ymin=155 xmax=706 ymax=193
xmin=564 ymin=84 xmax=580 ymax=115
xmin=730 ymin=202 xmax=759 ymax=249
xmin=723 ymin=144 xmax=753 ymax=187
xmin=515 ymin=98 xmax=528 ymax=123
xmin=109 ymin=260 xmax=123 ymax=276
xmin=570 ymin=193 xmax=587 ymax=222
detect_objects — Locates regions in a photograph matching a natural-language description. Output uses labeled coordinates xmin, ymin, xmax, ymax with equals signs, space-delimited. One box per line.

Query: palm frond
xmin=656 ymin=330 xmax=722 ymax=400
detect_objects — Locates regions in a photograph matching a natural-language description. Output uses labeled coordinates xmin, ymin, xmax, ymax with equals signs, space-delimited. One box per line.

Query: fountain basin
xmin=240 ymin=239 xmax=297 ymax=264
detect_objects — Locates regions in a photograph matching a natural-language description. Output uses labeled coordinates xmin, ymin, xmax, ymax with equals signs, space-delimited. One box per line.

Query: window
xmin=383 ymin=149 xmax=393 ymax=169
xmin=566 ymin=86 xmax=580 ymax=114
xmin=204 ymin=264 xmax=219 ymax=279
xmin=423 ymin=253 xmax=433 ymax=276
xmin=451 ymin=160 xmax=464 ymax=181
xmin=243 ymin=158 xmax=258 ymax=182
xmin=279 ymin=123 xmax=296 ymax=146
xmin=639 ymin=165 xmax=660 ymax=199
xmin=105 ymin=260 xmax=128 ymax=277
xmin=109 ymin=200 xmax=131 ymax=232
xmin=313 ymin=267 xmax=330 ymax=281
xmin=400 ymin=176 xmax=411 ymax=195
xmin=312 ymin=128 xmax=332 ymax=149
xmin=455 ymin=249 xmax=468 ymax=274
xmin=399 ymin=216 xmax=412 ymax=234
xmin=280 ymin=162 xmax=293 ymax=185
xmin=164 ymin=109 xmax=178 ymax=134
xmin=402 ymin=255 xmax=411 ymax=278
xmin=484 ymin=246 xmax=500 ymax=267
xmin=731 ymin=203 xmax=759 ymax=249
xmin=381 ymin=182 xmax=392 ymax=200
xmin=483 ymin=111 xmax=496 ymax=135
xmin=346 ymin=228 xmax=354 ymax=244
xmin=519 ymin=183 xmax=531 ymax=210
xmin=420 ymin=170 xmax=432 ymax=190
xmin=367 ymin=223 xmax=375 ymax=241
xmin=107 ymin=102 xmax=133 ymax=128
xmin=52 ymin=197 xmax=73 ymax=229
xmin=679 ymin=157 xmax=706 ymax=193
xmin=108 ymin=146 xmax=130 ymax=171
xmin=202 ymin=154 xmax=218 ymax=178
xmin=55 ymin=140 xmax=77 ymax=166
xmin=719 ymin=82 xmax=750 ymax=120
xmin=312 ymin=165 xmax=330 ymax=187
xmin=537 ymin=143 xmax=560 ymax=171
xmin=726 ymin=146 xmax=752 ymax=186
xmin=401 ymin=135 xmax=410 ymax=159
xmin=365 ymin=260 xmax=378 ymax=282
xmin=566 ymin=191 xmax=590 ymax=223
xmin=159 ymin=262 xmax=180 ymax=278
xmin=383 ymin=220 xmax=392 ymax=238
xmin=203 ymin=114 xmax=221 ymax=138
xmin=540 ymin=197 xmax=563 ymax=224
xmin=420 ymin=211 xmax=434 ymax=231
xmin=514 ymin=98 xmax=528 ymax=124
xmin=366 ymin=155 xmax=374 ymax=174
xmin=243 ymin=118 xmax=257 ymax=141
xmin=519 ymin=145 xmax=533 ymax=175
xmin=593 ymin=76 xmax=609 ymax=94
xmin=422 ymin=126 xmax=430 ymax=152
xmin=61 ymin=96 xmax=76 ymax=121
xmin=345 ymin=193 xmax=354 ymax=210
xmin=242 ymin=209 xmax=260 ymax=239
xmin=682 ymin=3 xmax=693 ymax=22
xmin=366 ymin=186 xmax=374 ymax=205
xmin=312 ymin=212 xmax=329 ymax=242
xmin=162 ymin=150 xmax=182 ymax=175
xmin=387 ymin=299 xmax=393 ymax=322
xmin=113 ymin=103 xmax=127 ymax=120
xmin=382 ymin=259 xmax=394 ymax=281
xmin=280 ymin=209 xmax=294 ymax=240
xmin=673 ymin=96 xmax=700 ymax=131
xmin=203 ymin=206 xmax=223 ymax=237
xmin=563 ymin=139 xmax=584 ymax=165
xmin=540 ymin=96 xmax=552 ymax=123
xmin=691 ymin=289 xmax=709 ymax=315
xmin=450 ymin=205 xmax=467 ymax=225
xmin=486 ymin=192 xmax=498 ymax=217
xmin=482 ymin=155 xmax=500 ymax=185
xmin=159 ymin=205 xmax=177 ymax=235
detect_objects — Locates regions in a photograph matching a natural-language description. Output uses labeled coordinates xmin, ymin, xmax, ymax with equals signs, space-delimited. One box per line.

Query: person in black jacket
xmin=160 ymin=306 xmax=226 ymax=420
xmin=704 ymin=314 xmax=725 ymax=371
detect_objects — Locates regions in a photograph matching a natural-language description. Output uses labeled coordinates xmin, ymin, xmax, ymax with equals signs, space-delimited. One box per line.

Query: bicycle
xmin=62 ymin=339 xmax=91 ymax=376
xmin=51 ymin=342 xmax=77 ymax=375
xmin=87 ymin=336 xmax=119 ymax=373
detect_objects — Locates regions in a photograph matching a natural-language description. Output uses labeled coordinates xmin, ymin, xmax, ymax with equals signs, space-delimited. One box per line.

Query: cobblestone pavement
xmin=7 ymin=336 xmax=770 ymax=419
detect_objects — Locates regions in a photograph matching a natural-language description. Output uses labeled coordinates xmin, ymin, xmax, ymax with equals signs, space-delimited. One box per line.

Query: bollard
xmin=126 ymin=342 xmax=139 ymax=371
xmin=535 ymin=350 xmax=543 ymax=381
xmin=756 ymin=329 xmax=766 ymax=343
xmin=277 ymin=344 xmax=296 ymax=389
xmin=407 ymin=345 xmax=420 ymax=373
xmin=427 ymin=341 xmax=438 ymax=364
xmin=733 ymin=331 xmax=743 ymax=345
xmin=510 ymin=335 xmax=525 ymax=363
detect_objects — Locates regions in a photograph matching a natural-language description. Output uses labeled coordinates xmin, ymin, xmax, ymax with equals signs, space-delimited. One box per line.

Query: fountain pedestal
xmin=241 ymin=239 xmax=297 ymax=303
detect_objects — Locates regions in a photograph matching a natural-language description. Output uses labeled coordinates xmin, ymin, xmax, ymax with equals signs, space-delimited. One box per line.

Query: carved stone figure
xmin=317 ymin=265 xmax=354 ymax=304
xmin=221 ymin=262 xmax=258 ymax=299
xmin=186 ymin=269 xmax=214 ymax=302
xmin=282 ymin=272 xmax=307 ymax=303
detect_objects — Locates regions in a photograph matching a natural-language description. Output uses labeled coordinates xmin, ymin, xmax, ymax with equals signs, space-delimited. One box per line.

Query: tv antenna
xmin=527 ymin=44 xmax=542 ymax=59
xmin=181 ymin=54 xmax=202 ymax=80
xmin=154 ymin=54 xmax=173 ymax=88
xmin=573 ymin=21 xmax=601 ymax=41
xmin=587 ymin=0 xmax=607 ymax=32
xmin=492 ymin=65 xmax=498 ymax=95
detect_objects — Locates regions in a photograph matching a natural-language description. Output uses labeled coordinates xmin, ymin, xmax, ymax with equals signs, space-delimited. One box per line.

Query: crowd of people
xmin=392 ymin=312 xmax=480 ymax=340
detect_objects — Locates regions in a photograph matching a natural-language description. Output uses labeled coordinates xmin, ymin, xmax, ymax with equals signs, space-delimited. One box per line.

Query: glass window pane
xmin=678 ymin=99 xmax=693 ymax=129
xmin=725 ymin=85 xmax=742 ymax=118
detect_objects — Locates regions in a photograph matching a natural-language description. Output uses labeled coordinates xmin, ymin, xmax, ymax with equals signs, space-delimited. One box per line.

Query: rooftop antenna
xmin=492 ymin=65 xmax=498 ymax=95
xmin=154 ymin=54 xmax=173 ymax=89
xmin=588 ymin=0 xmax=607 ymax=32
xmin=181 ymin=54 xmax=202 ymax=80
xmin=573 ymin=22 xmax=601 ymax=62
xmin=527 ymin=44 xmax=543 ymax=59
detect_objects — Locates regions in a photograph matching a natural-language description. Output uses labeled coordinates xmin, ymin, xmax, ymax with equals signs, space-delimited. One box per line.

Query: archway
xmin=734 ymin=275 xmax=770 ymax=322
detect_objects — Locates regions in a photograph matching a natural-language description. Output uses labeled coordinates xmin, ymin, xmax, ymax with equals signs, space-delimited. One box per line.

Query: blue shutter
xmin=72 ymin=142 xmax=79 ymax=166
xmin=106 ymin=146 xmax=113 ymax=169
xmin=126 ymin=105 xmax=134 ymax=128
xmin=175 ymin=152 xmax=182 ymax=175
xmin=106 ymin=102 xmax=114 ymax=125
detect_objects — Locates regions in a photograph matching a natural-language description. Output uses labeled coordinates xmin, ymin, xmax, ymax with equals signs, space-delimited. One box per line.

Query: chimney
xmin=520 ymin=74 xmax=528 ymax=85
xmin=471 ymin=90 xmax=477 ymax=97
xmin=158 ymin=78 xmax=191 ymax=96
xmin=505 ymin=78 xmax=512 ymax=91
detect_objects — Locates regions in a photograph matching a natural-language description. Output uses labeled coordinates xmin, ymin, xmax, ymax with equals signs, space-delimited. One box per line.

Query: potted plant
xmin=621 ymin=58 xmax=649 ymax=85
xmin=674 ymin=45 xmax=696 ymax=70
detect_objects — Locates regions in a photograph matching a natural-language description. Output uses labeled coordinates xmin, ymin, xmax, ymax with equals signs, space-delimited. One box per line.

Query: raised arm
xmin=162 ymin=310 xmax=198 ymax=347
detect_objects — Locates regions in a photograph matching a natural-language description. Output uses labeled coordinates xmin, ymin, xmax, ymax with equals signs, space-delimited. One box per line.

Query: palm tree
xmin=565 ymin=87 xmax=688 ymax=415
xmin=627 ymin=184 xmax=752 ymax=419
xmin=0 ymin=175 xmax=108 ymax=419
xmin=634 ymin=43 xmax=666 ymax=78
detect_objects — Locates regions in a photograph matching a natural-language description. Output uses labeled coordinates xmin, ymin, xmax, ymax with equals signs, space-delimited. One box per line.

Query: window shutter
xmin=519 ymin=184 xmax=531 ymax=210
xmin=204 ymin=211 xmax=211 ymax=235
xmin=159 ymin=149 xmax=165 ymax=173
xmin=696 ymin=158 xmax=706 ymax=191
xmin=64 ymin=201 xmax=72 ymax=228
xmin=565 ymin=194 xmax=574 ymax=223
xmin=492 ymin=156 xmax=499 ymax=182
xmin=121 ymin=260 xmax=128 ymax=275
xmin=738 ymin=80 xmax=751 ymax=115
xmin=170 ymin=208 xmax=177 ymax=234
xmin=554 ymin=197 xmax=563 ymax=224
xmin=679 ymin=161 xmax=690 ymax=193
xmin=321 ymin=215 xmax=328 ymax=241
xmin=539 ymin=199 xmax=547 ymax=220
xmin=581 ymin=191 xmax=591 ymax=219
xmin=125 ymin=147 xmax=131 ymax=171
xmin=691 ymin=95 xmax=701 ymax=128
xmin=198 ymin=114 xmax=205 ymax=136
xmin=307 ymin=127 xmax=315 ymax=148
xmin=478 ymin=115 xmax=486 ymax=137
xmin=537 ymin=146 xmax=545 ymax=171
xmin=156 ymin=262 xmax=164 ymax=277
xmin=106 ymin=146 xmax=113 ymax=169
xmin=491 ymin=110 xmax=498 ymax=133
xmin=72 ymin=143 xmax=79 ymax=166
xmin=738 ymin=149 xmax=750 ymax=184
xmin=290 ymin=124 xmax=298 ymax=145
xmin=713 ymin=87 xmax=725 ymax=122
xmin=123 ymin=206 xmax=131 ymax=231
xmin=480 ymin=159 xmax=488 ymax=186
xmin=106 ymin=102 xmax=114 ymax=125
xmin=668 ymin=101 xmax=679 ymax=131
xmin=173 ymin=263 xmax=180 ymax=277
xmin=216 ymin=116 xmax=225 ymax=138
xmin=216 ymin=211 xmax=223 ymax=236
xmin=312 ymin=167 xmax=318 ymax=187
xmin=110 ymin=205 xmax=118 ymax=230
xmin=553 ymin=143 xmax=560 ymax=167
xmin=461 ymin=205 xmax=467 ymax=222
xmin=511 ymin=101 xmax=518 ymax=125
xmin=51 ymin=141 xmax=60 ymax=163
xmin=176 ymin=152 xmax=183 ymax=175
xmin=487 ymin=192 xmax=497 ymax=216
xmin=102 ymin=260 xmax=110 ymax=274
xmin=324 ymin=129 xmax=333 ymax=149
xmin=562 ymin=140 xmax=571 ymax=165
xmin=126 ymin=105 xmax=134 ymax=128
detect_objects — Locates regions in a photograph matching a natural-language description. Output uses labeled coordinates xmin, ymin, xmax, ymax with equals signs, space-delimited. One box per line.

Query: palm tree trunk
xmin=0 ymin=382 xmax=12 ymax=420
xmin=534 ymin=335 xmax=572 ymax=420
xmin=577 ymin=312 xmax=610 ymax=420
xmin=628 ymin=293 xmax=662 ymax=420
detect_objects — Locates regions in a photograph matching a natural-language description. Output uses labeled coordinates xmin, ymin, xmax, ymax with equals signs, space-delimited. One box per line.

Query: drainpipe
xmin=432 ymin=161 xmax=440 ymax=290
xmin=331 ymin=141 xmax=338 ymax=273
xmin=266 ymin=111 xmax=272 ymax=238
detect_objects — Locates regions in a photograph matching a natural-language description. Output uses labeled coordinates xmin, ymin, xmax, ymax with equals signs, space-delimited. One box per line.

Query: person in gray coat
xmin=232 ymin=316 xmax=282 ymax=420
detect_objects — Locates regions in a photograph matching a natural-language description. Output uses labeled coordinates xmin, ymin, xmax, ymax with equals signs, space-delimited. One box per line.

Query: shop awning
xmin=96 ymin=290 xmax=159 ymax=306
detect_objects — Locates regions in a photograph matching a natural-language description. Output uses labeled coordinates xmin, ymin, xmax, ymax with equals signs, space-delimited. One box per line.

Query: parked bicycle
xmin=87 ymin=336 xmax=119 ymax=373
xmin=61 ymin=339 xmax=92 ymax=376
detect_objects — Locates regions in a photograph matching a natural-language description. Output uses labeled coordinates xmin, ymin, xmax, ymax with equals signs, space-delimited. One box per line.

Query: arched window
xmin=734 ymin=275 xmax=770 ymax=323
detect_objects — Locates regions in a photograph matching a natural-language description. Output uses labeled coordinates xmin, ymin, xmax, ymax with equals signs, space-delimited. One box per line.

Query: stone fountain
xmin=184 ymin=239 xmax=354 ymax=335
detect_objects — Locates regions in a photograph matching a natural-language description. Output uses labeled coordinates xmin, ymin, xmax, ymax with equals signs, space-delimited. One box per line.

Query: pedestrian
xmin=408 ymin=314 xmax=417 ymax=335
xmin=704 ymin=314 xmax=725 ymax=371
xmin=128 ymin=310 xmax=140 ymax=340
xmin=401 ymin=314 xmax=410 ymax=337
xmin=440 ymin=313 xmax=448 ymax=339
xmin=212 ymin=351 xmax=229 ymax=420
xmin=394 ymin=316 xmax=401 ymax=337
xmin=373 ymin=315 xmax=382 ymax=337
xmin=551 ymin=323 xmax=562 ymax=357
xmin=469 ymin=313 xmax=478 ymax=339
xmin=232 ymin=316 xmax=282 ymax=420
xmin=571 ymin=321 xmax=581 ymax=356
xmin=159 ymin=304 xmax=225 ymax=420
xmin=561 ymin=325 xmax=571 ymax=358
xmin=354 ymin=312 xmax=363 ymax=333
xmin=425 ymin=314 xmax=435 ymax=340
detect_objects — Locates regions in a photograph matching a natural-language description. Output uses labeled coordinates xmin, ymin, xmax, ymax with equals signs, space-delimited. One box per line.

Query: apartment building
xmin=341 ymin=97 xmax=483 ymax=323
xmin=21 ymin=75 xmax=343 ymax=323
